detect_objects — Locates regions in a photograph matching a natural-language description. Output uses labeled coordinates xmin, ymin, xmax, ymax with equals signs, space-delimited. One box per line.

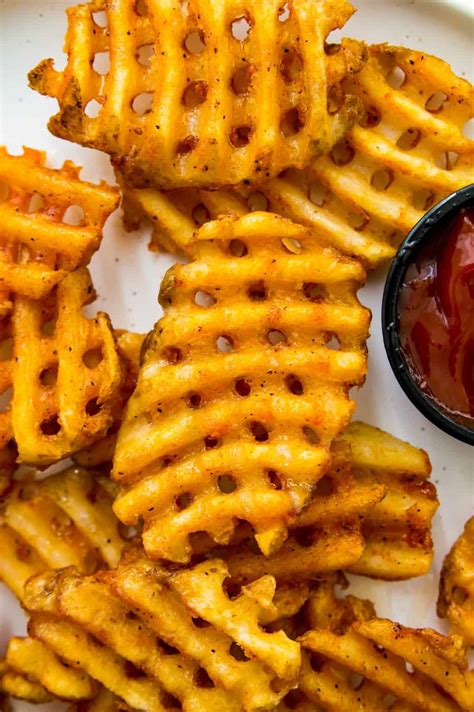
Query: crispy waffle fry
xmin=21 ymin=557 xmax=304 ymax=710
xmin=73 ymin=331 xmax=145 ymax=469
xmin=438 ymin=517 xmax=474 ymax=647
xmin=0 ymin=465 xmax=124 ymax=600
xmin=0 ymin=465 xmax=128 ymax=705
xmin=113 ymin=212 xmax=370 ymax=563
xmin=270 ymin=44 xmax=474 ymax=266
xmin=3 ymin=637 xmax=96 ymax=702
xmin=0 ymin=146 xmax=118 ymax=314
xmin=12 ymin=267 xmax=123 ymax=465
xmin=122 ymin=44 xmax=473 ymax=267
xmin=28 ymin=0 xmax=366 ymax=190
xmin=344 ymin=421 xmax=437 ymax=580
xmin=1 ymin=669 xmax=53 ymax=705
xmin=221 ymin=436 xmax=385 ymax=583
xmin=299 ymin=582 xmax=474 ymax=712
xmin=215 ymin=422 xmax=436 ymax=583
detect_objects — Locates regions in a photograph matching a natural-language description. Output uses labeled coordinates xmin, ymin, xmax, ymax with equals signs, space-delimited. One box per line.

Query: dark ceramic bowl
xmin=382 ymin=183 xmax=474 ymax=446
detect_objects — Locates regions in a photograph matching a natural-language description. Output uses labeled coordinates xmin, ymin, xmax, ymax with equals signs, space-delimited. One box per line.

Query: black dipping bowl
xmin=382 ymin=183 xmax=474 ymax=446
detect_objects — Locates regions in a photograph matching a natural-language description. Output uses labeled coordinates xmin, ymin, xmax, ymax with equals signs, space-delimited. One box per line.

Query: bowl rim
xmin=382 ymin=183 xmax=474 ymax=446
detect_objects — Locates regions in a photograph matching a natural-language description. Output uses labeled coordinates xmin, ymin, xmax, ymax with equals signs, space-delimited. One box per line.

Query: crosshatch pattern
xmin=15 ymin=557 xmax=305 ymax=710
xmin=113 ymin=213 xmax=370 ymax=563
xmin=0 ymin=466 xmax=127 ymax=704
xmin=12 ymin=268 xmax=123 ymax=465
xmin=220 ymin=421 xmax=438 ymax=584
xmin=0 ymin=147 xmax=119 ymax=316
xmin=295 ymin=582 xmax=474 ymax=711
xmin=29 ymin=0 xmax=367 ymax=189
xmin=121 ymin=44 xmax=474 ymax=267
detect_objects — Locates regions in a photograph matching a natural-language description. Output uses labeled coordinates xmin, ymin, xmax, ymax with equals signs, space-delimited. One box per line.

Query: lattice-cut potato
xmin=120 ymin=181 xmax=249 ymax=255
xmin=196 ymin=421 xmax=436 ymax=583
xmin=28 ymin=0 xmax=366 ymax=190
xmin=20 ymin=557 xmax=305 ymax=711
xmin=0 ymin=465 xmax=130 ymax=707
xmin=122 ymin=43 xmax=473 ymax=267
xmin=1 ymin=666 xmax=53 ymax=706
xmin=220 ymin=435 xmax=385 ymax=583
xmin=113 ymin=212 xmax=370 ymax=563
xmin=2 ymin=637 xmax=96 ymax=703
xmin=438 ymin=517 xmax=474 ymax=647
xmin=11 ymin=267 xmax=123 ymax=465
xmin=299 ymin=582 xmax=474 ymax=712
xmin=274 ymin=43 xmax=474 ymax=266
xmin=73 ymin=330 xmax=145 ymax=469
xmin=0 ymin=465 xmax=124 ymax=601
xmin=0 ymin=146 xmax=118 ymax=315
xmin=344 ymin=421 xmax=438 ymax=580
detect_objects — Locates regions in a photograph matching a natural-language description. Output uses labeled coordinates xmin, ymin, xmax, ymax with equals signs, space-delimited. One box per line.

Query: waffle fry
xmin=272 ymin=44 xmax=474 ymax=266
xmin=28 ymin=0 xmax=366 ymax=189
xmin=211 ymin=421 xmax=436 ymax=583
xmin=0 ymin=146 xmax=118 ymax=315
xmin=73 ymin=330 xmax=145 ymax=469
xmin=113 ymin=212 xmax=370 ymax=563
xmin=3 ymin=637 xmax=96 ymax=702
xmin=344 ymin=421 xmax=437 ymax=580
xmin=0 ymin=464 xmax=128 ymax=705
xmin=221 ymin=436 xmax=384 ymax=583
xmin=21 ymin=556 xmax=304 ymax=710
xmin=1 ymin=668 xmax=53 ymax=705
xmin=299 ymin=582 xmax=474 ymax=712
xmin=11 ymin=267 xmax=123 ymax=465
xmin=0 ymin=465 xmax=124 ymax=600
xmin=122 ymin=44 xmax=473 ymax=267
xmin=438 ymin=517 xmax=474 ymax=647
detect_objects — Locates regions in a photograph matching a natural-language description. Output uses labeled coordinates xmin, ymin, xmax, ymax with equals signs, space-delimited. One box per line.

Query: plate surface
xmin=0 ymin=1 xmax=473 ymax=708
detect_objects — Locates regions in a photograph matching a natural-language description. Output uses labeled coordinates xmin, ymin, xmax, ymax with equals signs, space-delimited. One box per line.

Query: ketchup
xmin=398 ymin=207 xmax=474 ymax=429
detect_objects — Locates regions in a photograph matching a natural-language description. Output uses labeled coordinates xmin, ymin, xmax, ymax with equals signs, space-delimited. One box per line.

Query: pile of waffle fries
xmin=1 ymin=0 xmax=473 ymax=709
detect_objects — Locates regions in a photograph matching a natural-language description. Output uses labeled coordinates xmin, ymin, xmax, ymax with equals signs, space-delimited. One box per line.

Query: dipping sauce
xmin=398 ymin=207 xmax=474 ymax=430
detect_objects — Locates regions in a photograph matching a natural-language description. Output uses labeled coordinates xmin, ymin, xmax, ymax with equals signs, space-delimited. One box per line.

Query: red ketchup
xmin=398 ymin=207 xmax=474 ymax=430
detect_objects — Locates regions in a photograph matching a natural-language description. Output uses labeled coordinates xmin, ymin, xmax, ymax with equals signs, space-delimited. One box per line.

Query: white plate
xmin=0 ymin=1 xmax=473 ymax=708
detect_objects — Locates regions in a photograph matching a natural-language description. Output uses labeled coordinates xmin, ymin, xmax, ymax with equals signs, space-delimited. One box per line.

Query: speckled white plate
xmin=0 ymin=1 xmax=473 ymax=709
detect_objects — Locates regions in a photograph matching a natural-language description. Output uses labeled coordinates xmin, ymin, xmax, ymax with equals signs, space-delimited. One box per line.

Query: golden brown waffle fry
xmin=270 ymin=44 xmax=474 ymax=266
xmin=113 ymin=212 xmax=370 ymax=563
xmin=1 ymin=670 xmax=52 ymax=705
xmin=122 ymin=44 xmax=473 ymax=267
xmin=299 ymin=582 xmax=474 ymax=712
xmin=215 ymin=421 xmax=436 ymax=583
xmin=344 ymin=421 xmax=437 ymax=580
xmin=3 ymin=638 xmax=96 ymax=702
xmin=28 ymin=0 xmax=366 ymax=190
xmin=0 ymin=465 xmax=128 ymax=705
xmin=438 ymin=517 xmax=474 ymax=647
xmin=0 ymin=146 xmax=118 ymax=315
xmin=221 ymin=436 xmax=384 ymax=583
xmin=0 ymin=465 xmax=124 ymax=600
xmin=11 ymin=267 xmax=123 ymax=465
xmin=120 ymin=182 xmax=249 ymax=256
xmin=73 ymin=331 xmax=145 ymax=469
xmin=20 ymin=557 xmax=304 ymax=710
